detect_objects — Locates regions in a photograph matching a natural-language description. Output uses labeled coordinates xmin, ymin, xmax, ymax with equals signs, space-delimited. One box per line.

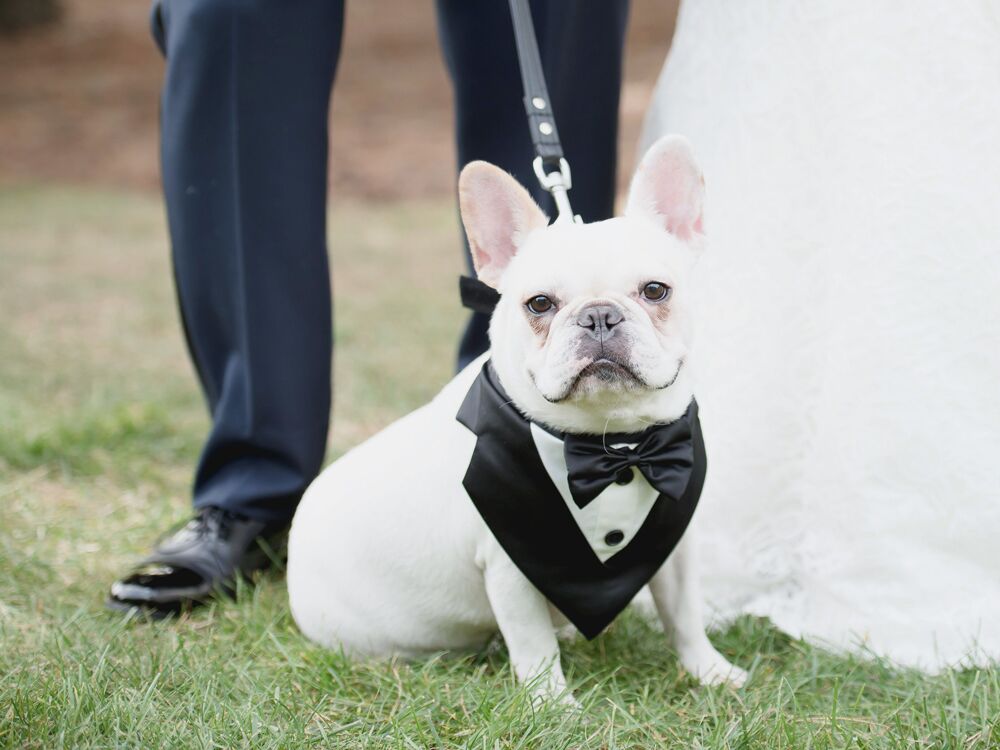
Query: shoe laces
xmin=159 ymin=507 xmax=248 ymax=546
xmin=190 ymin=507 xmax=250 ymax=540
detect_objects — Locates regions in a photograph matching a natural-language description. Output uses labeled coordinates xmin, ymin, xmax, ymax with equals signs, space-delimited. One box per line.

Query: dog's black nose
xmin=576 ymin=304 xmax=625 ymax=340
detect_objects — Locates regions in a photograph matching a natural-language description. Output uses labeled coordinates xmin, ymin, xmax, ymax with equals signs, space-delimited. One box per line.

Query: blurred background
xmin=0 ymin=0 xmax=677 ymax=197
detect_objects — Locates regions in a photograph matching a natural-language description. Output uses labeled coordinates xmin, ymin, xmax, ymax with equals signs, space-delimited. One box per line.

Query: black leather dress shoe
xmin=107 ymin=507 xmax=288 ymax=618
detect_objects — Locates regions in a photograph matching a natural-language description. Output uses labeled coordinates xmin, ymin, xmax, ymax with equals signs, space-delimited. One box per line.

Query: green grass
xmin=1 ymin=186 xmax=998 ymax=749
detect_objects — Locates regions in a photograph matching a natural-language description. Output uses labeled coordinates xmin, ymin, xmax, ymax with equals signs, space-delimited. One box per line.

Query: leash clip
xmin=533 ymin=157 xmax=581 ymax=224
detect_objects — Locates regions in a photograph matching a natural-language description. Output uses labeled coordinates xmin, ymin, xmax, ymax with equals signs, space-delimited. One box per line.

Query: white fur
xmin=287 ymin=136 xmax=746 ymax=702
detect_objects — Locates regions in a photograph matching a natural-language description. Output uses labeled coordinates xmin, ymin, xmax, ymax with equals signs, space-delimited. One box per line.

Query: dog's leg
xmin=648 ymin=531 xmax=748 ymax=687
xmin=483 ymin=556 xmax=578 ymax=706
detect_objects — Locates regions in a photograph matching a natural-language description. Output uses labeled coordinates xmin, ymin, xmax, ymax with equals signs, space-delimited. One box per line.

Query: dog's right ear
xmin=459 ymin=162 xmax=549 ymax=289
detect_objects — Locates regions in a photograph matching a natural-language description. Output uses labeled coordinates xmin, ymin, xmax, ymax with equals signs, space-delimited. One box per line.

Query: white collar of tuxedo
xmin=529 ymin=424 xmax=659 ymax=562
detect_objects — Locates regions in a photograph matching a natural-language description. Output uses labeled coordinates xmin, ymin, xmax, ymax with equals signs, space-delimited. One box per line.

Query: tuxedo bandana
xmin=456 ymin=362 xmax=706 ymax=639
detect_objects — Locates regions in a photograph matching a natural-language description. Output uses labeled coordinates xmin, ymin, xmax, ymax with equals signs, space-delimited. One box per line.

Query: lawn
xmin=1 ymin=187 xmax=997 ymax=749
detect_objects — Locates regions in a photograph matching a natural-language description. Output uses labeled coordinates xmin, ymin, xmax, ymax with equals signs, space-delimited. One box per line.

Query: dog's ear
xmin=626 ymin=135 xmax=705 ymax=242
xmin=459 ymin=162 xmax=549 ymax=289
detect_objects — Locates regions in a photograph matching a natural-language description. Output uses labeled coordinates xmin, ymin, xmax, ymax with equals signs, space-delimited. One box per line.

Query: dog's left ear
xmin=459 ymin=162 xmax=549 ymax=289
xmin=626 ymin=135 xmax=705 ymax=243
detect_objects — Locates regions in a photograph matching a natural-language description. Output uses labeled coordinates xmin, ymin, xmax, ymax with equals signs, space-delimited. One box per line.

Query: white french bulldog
xmin=287 ymin=135 xmax=747 ymax=703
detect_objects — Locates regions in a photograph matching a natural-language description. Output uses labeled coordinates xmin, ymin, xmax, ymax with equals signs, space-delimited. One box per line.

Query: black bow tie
xmin=562 ymin=408 xmax=695 ymax=508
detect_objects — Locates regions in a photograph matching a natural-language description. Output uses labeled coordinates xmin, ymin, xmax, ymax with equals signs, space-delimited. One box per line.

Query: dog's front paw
xmin=679 ymin=644 xmax=748 ymax=688
xmin=526 ymin=673 xmax=581 ymax=710
xmin=555 ymin=623 xmax=582 ymax=642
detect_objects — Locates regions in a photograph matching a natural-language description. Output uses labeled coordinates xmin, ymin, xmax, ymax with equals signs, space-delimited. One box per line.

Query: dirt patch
xmin=0 ymin=0 xmax=677 ymax=199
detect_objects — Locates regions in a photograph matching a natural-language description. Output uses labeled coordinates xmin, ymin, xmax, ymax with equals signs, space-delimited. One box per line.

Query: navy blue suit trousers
xmin=150 ymin=0 xmax=629 ymax=522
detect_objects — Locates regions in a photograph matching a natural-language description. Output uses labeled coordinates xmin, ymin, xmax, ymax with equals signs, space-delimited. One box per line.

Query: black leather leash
xmin=460 ymin=0 xmax=579 ymax=315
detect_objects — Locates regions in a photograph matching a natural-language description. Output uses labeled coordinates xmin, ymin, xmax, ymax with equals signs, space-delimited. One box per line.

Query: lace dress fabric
xmin=641 ymin=0 xmax=1000 ymax=670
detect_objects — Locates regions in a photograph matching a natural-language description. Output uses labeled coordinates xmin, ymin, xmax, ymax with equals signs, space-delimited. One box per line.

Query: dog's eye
xmin=641 ymin=282 xmax=671 ymax=302
xmin=525 ymin=295 xmax=554 ymax=315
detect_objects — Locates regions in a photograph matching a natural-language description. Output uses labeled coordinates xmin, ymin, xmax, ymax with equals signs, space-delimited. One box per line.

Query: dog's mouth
xmin=535 ymin=356 xmax=684 ymax=404
xmin=576 ymin=357 xmax=642 ymax=385
xmin=544 ymin=356 xmax=645 ymax=402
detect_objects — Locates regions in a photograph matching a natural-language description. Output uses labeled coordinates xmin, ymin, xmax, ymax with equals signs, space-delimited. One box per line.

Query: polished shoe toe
xmin=106 ymin=507 xmax=287 ymax=618
xmin=107 ymin=563 xmax=215 ymax=617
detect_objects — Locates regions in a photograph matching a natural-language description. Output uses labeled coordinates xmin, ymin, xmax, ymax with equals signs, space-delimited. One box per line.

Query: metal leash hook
xmin=533 ymin=157 xmax=580 ymax=224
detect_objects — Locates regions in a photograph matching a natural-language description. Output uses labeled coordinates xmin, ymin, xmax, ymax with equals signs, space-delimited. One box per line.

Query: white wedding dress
xmin=641 ymin=1 xmax=1000 ymax=671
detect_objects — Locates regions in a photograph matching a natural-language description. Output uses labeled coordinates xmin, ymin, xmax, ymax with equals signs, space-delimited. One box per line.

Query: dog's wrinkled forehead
xmin=499 ymin=217 xmax=688 ymax=303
